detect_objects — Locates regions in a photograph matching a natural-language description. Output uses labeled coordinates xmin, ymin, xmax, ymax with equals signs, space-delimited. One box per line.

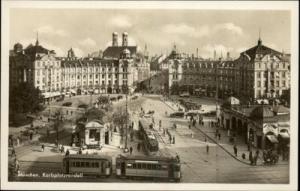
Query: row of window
xmin=125 ymin=163 xmax=168 ymax=170
xmin=62 ymin=67 xmax=128 ymax=73
xmin=62 ymin=74 xmax=128 ymax=79
xmin=257 ymin=80 xmax=286 ymax=87
xmin=70 ymin=160 xmax=110 ymax=168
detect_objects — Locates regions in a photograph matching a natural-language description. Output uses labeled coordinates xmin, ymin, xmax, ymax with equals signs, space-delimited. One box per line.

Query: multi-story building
xmin=235 ymin=38 xmax=290 ymax=100
xmin=10 ymin=32 xmax=149 ymax=101
xmin=165 ymin=38 xmax=290 ymax=102
xmin=9 ymin=39 xmax=62 ymax=100
xmin=61 ymin=48 xmax=134 ymax=94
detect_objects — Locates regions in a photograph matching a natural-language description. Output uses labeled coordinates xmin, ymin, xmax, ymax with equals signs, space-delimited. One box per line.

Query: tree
xmin=9 ymin=82 xmax=44 ymax=114
xmin=280 ymin=89 xmax=290 ymax=106
xmin=85 ymin=108 xmax=105 ymax=122
xmin=170 ymin=83 xmax=179 ymax=95
xmin=112 ymin=110 xmax=128 ymax=142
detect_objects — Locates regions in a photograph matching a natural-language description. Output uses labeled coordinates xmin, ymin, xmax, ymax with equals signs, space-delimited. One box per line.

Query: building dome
xmin=123 ymin=48 xmax=130 ymax=54
xmin=123 ymin=32 xmax=128 ymax=35
xmin=113 ymin=32 xmax=118 ymax=35
xmin=250 ymin=105 xmax=274 ymax=120
xmin=13 ymin=43 xmax=23 ymax=53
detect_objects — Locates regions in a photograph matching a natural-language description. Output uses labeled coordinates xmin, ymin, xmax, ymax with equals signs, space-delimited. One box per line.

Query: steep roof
xmin=241 ymin=40 xmax=282 ymax=61
xmin=250 ymin=105 xmax=276 ymax=122
xmin=103 ymin=46 xmax=137 ymax=59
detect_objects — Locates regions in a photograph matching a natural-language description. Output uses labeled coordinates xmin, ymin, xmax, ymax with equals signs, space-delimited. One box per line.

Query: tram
xmin=116 ymin=154 xmax=181 ymax=182
xmin=63 ymin=154 xmax=112 ymax=177
xmin=138 ymin=119 xmax=159 ymax=155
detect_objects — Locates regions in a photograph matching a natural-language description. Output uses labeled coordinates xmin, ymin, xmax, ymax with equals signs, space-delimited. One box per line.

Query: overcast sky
xmin=9 ymin=9 xmax=290 ymax=58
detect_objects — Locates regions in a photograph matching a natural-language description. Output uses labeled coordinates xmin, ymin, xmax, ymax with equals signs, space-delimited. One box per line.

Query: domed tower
xmin=112 ymin=32 xmax=118 ymax=47
xmin=67 ymin=48 xmax=75 ymax=59
xmin=13 ymin=43 xmax=23 ymax=53
xmin=121 ymin=48 xmax=131 ymax=59
xmin=122 ymin=32 xmax=128 ymax=47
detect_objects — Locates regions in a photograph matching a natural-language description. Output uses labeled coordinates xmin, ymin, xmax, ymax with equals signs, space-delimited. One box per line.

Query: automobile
xmin=185 ymin=110 xmax=200 ymax=118
xmin=62 ymin=102 xmax=72 ymax=107
xmin=169 ymin=112 xmax=185 ymax=118
xmin=179 ymin=92 xmax=190 ymax=97
xmin=78 ymin=104 xmax=88 ymax=109
xmin=131 ymin=95 xmax=138 ymax=100
xmin=143 ymin=114 xmax=153 ymax=118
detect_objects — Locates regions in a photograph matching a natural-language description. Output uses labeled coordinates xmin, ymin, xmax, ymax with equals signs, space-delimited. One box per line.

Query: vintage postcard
xmin=1 ymin=1 xmax=298 ymax=190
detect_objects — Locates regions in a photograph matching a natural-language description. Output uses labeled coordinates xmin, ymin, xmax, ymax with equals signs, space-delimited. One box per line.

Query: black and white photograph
xmin=1 ymin=1 xmax=298 ymax=190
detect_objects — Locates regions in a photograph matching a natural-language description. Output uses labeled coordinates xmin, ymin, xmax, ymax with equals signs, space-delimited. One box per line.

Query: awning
xmin=42 ymin=92 xmax=61 ymax=98
xmin=278 ymin=122 xmax=290 ymax=128
xmin=279 ymin=132 xmax=290 ymax=139
xmin=266 ymin=135 xmax=279 ymax=143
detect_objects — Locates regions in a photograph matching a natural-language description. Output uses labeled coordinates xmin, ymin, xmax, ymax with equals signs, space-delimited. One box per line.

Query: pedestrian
xmin=206 ymin=144 xmax=209 ymax=154
xmin=65 ymin=149 xmax=70 ymax=156
xmin=204 ymin=136 xmax=207 ymax=142
xmin=163 ymin=128 xmax=166 ymax=136
xmin=249 ymin=151 xmax=253 ymax=165
xmin=17 ymin=137 xmax=20 ymax=146
xmin=137 ymin=143 xmax=140 ymax=152
xmin=233 ymin=145 xmax=238 ymax=157
xmin=242 ymin=153 xmax=246 ymax=160
xmin=41 ymin=144 xmax=45 ymax=152
xmin=11 ymin=147 xmax=16 ymax=156
xmin=130 ymin=147 xmax=133 ymax=155
xmin=172 ymin=136 xmax=176 ymax=144
xmin=188 ymin=125 xmax=191 ymax=129
xmin=218 ymin=133 xmax=221 ymax=140
xmin=78 ymin=148 xmax=82 ymax=154
xmin=61 ymin=145 xmax=65 ymax=153
xmin=193 ymin=119 xmax=196 ymax=127
xmin=247 ymin=143 xmax=250 ymax=151
xmin=253 ymin=154 xmax=258 ymax=165
xmin=176 ymin=154 xmax=180 ymax=162
xmin=29 ymin=132 xmax=33 ymax=140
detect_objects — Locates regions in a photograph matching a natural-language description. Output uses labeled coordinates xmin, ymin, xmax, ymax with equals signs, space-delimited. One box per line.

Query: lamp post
xmin=123 ymin=85 xmax=129 ymax=152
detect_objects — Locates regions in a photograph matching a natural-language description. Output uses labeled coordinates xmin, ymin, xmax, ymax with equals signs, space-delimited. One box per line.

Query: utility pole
xmin=124 ymin=87 xmax=129 ymax=152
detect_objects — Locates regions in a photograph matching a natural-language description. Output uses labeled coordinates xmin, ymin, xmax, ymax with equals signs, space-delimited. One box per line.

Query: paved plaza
xmin=9 ymin=94 xmax=289 ymax=183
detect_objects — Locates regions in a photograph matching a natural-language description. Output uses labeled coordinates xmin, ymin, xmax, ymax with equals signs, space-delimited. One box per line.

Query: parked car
xmin=78 ymin=104 xmax=88 ymax=109
xmin=62 ymin=102 xmax=72 ymax=107
xmin=179 ymin=92 xmax=190 ymax=97
xmin=169 ymin=112 xmax=185 ymax=118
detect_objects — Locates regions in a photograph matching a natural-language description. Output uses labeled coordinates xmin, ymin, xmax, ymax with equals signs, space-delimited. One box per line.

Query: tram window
xmin=156 ymin=164 xmax=161 ymax=170
xmin=76 ymin=162 xmax=80 ymax=167
xmin=142 ymin=163 xmax=146 ymax=169
xmin=161 ymin=165 xmax=167 ymax=169
xmin=133 ymin=164 xmax=136 ymax=169
xmin=95 ymin=162 xmax=99 ymax=168
xmin=107 ymin=162 xmax=111 ymax=168
xmin=174 ymin=165 xmax=180 ymax=171
xmin=116 ymin=162 xmax=120 ymax=168
xmin=137 ymin=163 xmax=141 ymax=169
xmin=147 ymin=164 xmax=151 ymax=169
xmin=72 ymin=162 xmax=76 ymax=167
xmin=127 ymin=163 xmax=132 ymax=168
xmin=86 ymin=162 xmax=90 ymax=167
xmin=80 ymin=162 xmax=85 ymax=167
xmin=91 ymin=162 xmax=94 ymax=168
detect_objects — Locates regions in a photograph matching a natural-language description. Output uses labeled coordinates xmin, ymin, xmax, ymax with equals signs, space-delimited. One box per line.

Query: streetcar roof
xmin=64 ymin=154 xmax=112 ymax=160
xmin=117 ymin=154 xmax=177 ymax=162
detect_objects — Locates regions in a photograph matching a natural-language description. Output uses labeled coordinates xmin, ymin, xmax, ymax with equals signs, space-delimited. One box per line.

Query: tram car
xmin=138 ymin=119 xmax=159 ymax=155
xmin=116 ymin=154 xmax=181 ymax=182
xmin=63 ymin=154 xmax=112 ymax=177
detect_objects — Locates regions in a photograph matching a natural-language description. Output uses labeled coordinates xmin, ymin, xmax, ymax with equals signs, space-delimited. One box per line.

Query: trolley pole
xmin=124 ymin=90 xmax=129 ymax=152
